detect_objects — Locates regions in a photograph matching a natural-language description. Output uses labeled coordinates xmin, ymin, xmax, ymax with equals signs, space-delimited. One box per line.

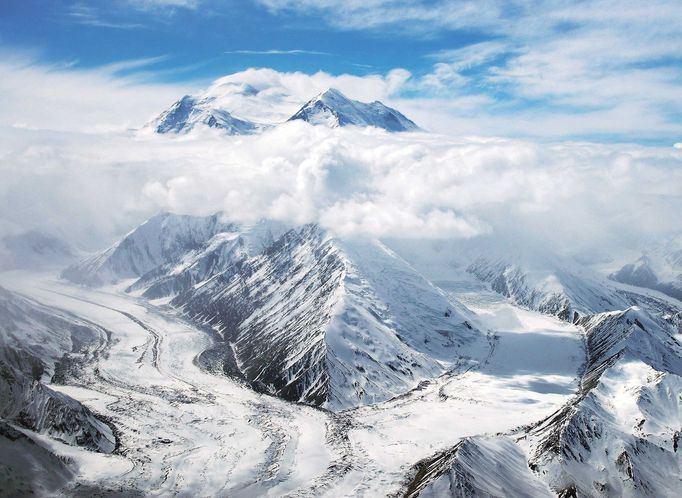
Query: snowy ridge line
xmin=147 ymin=86 xmax=420 ymax=135
xmin=288 ymin=88 xmax=420 ymax=131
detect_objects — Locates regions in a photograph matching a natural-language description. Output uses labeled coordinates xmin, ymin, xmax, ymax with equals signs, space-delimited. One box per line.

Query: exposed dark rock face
xmin=174 ymin=225 xmax=344 ymax=405
xmin=0 ymin=420 xmax=76 ymax=496
xmin=0 ymin=286 xmax=115 ymax=453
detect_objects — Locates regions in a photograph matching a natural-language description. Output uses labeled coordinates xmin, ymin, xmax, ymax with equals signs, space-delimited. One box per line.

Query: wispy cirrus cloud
xmin=127 ymin=0 xmax=201 ymax=9
xmin=66 ymin=4 xmax=145 ymax=29
xmin=225 ymin=49 xmax=333 ymax=56
xmin=0 ymin=51 xmax=195 ymax=133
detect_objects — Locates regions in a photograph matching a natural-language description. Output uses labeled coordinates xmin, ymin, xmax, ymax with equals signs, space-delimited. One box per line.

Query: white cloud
xmin=0 ymin=52 xmax=196 ymax=133
xmin=1 ymin=122 xmax=681 ymax=256
xmin=127 ymin=0 xmax=200 ymax=9
xmin=67 ymin=4 xmax=145 ymax=29
xmin=257 ymin=0 xmax=504 ymax=33
xmin=226 ymin=49 xmax=333 ymax=56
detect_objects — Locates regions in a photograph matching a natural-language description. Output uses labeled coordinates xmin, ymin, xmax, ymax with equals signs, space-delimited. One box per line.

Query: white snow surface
xmin=147 ymin=94 xmax=269 ymax=135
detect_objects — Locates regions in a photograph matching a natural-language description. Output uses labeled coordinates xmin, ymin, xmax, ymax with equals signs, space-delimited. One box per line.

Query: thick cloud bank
xmin=1 ymin=123 xmax=680 ymax=258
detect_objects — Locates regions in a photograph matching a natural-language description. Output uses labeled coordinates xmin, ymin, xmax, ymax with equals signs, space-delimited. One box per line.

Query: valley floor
xmin=0 ymin=271 xmax=584 ymax=497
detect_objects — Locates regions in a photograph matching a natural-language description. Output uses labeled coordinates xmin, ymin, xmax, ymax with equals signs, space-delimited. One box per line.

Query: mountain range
xmin=42 ymin=211 xmax=682 ymax=496
xmin=3 ymin=215 xmax=681 ymax=494
xmin=147 ymin=87 xmax=420 ymax=135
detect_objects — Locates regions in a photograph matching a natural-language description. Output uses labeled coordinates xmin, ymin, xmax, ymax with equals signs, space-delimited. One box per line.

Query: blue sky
xmin=0 ymin=0 xmax=480 ymax=80
xmin=1 ymin=0 xmax=682 ymax=143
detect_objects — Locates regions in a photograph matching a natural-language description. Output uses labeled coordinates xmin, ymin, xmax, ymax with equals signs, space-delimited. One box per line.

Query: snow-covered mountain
xmin=395 ymin=251 xmax=682 ymax=497
xmin=148 ymin=95 xmax=267 ymax=135
xmin=65 ymin=214 xmax=485 ymax=409
xmin=386 ymin=236 xmax=633 ymax=322
xmin=127 ymin=219 xmax=287 ymax=299
xmin=62 ymin=212 xmax=239 ymax=286
xmin=609 ymin=238 xmax=682 ymax=301
xmin=519 ymin=303 xmax=682 ymax=498
xmin=147 ymin=81 xmax=420 ymax=135
xmin=172 ymin=225 xmax=485 ymax=409
xmin=288 ymin=88 xmax=420 ymax=131
xmin=17 ymin=212 xmax=682 ymax=494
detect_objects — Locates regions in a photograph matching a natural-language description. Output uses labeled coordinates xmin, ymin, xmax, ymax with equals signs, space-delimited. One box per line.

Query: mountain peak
xmin=288 ymin=89 xmax=420 ymax=132
xmin=147 ymin=95 xmax=265 ymax=135
xmin=316 ymin=87 xmax=346 ymax=100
